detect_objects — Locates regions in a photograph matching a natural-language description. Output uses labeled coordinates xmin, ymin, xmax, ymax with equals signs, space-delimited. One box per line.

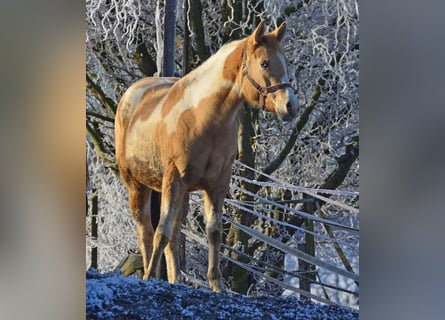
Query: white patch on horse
xmin=124 ymin=81 xmax=176 ymax=168
xmin=123 ymin=85 xmax=151 ymax=111
xmin=126 ymin=80 xmax=172 ymax=142
xmin=277 ymin=52 xmax=289 ymax=83
xmin=163 ymin=41 xmax=241 ymax=134
xmin=124 ymin=79 xmax=175 ymax=111
xmin=276 ymin=52 xmax=299 ymax=109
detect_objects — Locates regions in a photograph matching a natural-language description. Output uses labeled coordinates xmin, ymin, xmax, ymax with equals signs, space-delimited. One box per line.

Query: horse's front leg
xmin=144 ymin=164 xmax=185 ymax=283
xmin=203 ymin=186 xmax=228 ymax=293
xmin=162 ymin=196 xmax=186 ymax=283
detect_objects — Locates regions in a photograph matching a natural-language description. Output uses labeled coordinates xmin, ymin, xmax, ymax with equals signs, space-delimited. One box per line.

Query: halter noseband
xmin=241 ymin=43 xmax=293 ymax=108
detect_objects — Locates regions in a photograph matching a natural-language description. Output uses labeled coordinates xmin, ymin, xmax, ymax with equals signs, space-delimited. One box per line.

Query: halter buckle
xmin=259 ymin=87 xmax=269 ymax=96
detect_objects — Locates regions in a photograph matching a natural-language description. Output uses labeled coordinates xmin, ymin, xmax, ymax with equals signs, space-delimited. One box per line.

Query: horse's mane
xmin=186 ymin=39 xmax=243 ymax=79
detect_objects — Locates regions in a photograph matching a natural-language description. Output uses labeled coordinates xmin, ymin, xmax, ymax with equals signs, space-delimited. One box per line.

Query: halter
xmin=241 ymin=43 xmax=293 ymax=108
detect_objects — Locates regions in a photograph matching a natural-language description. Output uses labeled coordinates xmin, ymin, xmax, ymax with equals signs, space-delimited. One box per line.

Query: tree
xmin=162 ymin=0 xmax=179 ymax=76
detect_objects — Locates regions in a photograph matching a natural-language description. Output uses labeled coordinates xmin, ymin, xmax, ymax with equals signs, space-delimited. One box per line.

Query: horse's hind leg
xmin=145 ymin=164 xmax=185 ymax=282
xmin=127 ymin=184 xmax=154 ymax=273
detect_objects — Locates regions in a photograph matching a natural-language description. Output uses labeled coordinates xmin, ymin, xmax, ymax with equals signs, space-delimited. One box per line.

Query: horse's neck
xmin=161 ymin=40 xmax=245 ymax=135
xmin=192 ymin=39 xmax=242 ymax=81
xmin=184 ymin=40 xmax=244 ymax=115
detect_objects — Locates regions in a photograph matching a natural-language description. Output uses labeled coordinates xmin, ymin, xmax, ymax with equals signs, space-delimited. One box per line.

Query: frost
xmin=87 ymin=271 xmax=359 ymax=319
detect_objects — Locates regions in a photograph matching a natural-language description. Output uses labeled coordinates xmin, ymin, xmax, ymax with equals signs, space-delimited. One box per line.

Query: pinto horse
xmin=115 ymin=21 xmax=299 ymax=292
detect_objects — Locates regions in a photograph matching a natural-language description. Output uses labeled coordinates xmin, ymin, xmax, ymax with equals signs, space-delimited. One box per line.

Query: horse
xmin=114 ymin=21 xmax=299 ymax=293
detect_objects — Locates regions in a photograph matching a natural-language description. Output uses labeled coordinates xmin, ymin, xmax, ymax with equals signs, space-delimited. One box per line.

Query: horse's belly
xmin=132 ymin=165 xmax=164 ymax=192
xmin=127 ymin=160 xmax=164 ymax=192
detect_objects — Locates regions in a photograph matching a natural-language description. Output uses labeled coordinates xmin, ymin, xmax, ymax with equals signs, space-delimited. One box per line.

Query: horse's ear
xmin=272 ymin=22 xmax=287 ymax=43
xmin=253 ymin=21 xmax=266 ymax=45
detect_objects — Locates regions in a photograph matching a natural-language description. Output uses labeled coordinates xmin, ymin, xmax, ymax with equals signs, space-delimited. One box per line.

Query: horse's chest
xmin=178 ymin=134 xmax=237 ymax=187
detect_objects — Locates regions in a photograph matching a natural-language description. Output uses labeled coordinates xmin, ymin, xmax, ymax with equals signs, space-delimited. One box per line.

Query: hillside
xmin=86 ymin=270 xmax=358 ymax=319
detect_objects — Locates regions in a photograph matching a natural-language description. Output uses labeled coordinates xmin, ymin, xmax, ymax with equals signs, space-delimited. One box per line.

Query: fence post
xmin=90 ymin=187 xmax=98 ymax=269
xmin=299 ymin=194 xmax=316 ymax=300
xmin=298 ymin=242 xmax=310 ymax=299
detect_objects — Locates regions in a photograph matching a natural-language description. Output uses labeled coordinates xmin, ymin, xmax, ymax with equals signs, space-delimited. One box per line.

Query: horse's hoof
xmin=209 ymin=280 xmax=226 ymax=293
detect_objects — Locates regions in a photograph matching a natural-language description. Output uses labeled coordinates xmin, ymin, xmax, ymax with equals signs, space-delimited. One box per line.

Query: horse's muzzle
xmin=278 ymin=99 xmax=298 ymax=122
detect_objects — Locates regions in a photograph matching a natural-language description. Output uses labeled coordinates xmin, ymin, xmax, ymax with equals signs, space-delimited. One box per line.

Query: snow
xmin=86 ymin=270 xmax=358 ymax=319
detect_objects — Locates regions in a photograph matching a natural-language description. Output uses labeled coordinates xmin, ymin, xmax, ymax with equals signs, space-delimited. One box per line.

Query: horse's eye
xmin=260 ymin=60 xmax=269 ymax=69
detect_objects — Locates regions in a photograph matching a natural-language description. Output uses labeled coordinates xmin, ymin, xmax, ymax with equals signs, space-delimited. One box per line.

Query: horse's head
xmin=241 ymin=21 xmax=299 ymax=121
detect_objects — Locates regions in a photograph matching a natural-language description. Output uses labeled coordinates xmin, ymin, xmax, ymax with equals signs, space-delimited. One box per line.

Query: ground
xmin=86 ymin=270 xmax=358 ymax=319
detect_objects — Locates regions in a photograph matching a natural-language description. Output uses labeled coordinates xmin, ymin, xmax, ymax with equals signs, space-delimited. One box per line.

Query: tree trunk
xmin=223 ymin=104 xmax=257 ymax=293
xmin=155 ymin=0 xmax=164 ymax=75
xmin=163 ymin=0 xmax=178 ymax=76
xmin=219 ymin=0 xmax=243 ymax=42
xmin=90 ymin=187 xmax=98 ymax=269
xmin=188 ymin=0 xmax=210 ymax=63
xmin=182 ymin=0 xmax=191 ymax=75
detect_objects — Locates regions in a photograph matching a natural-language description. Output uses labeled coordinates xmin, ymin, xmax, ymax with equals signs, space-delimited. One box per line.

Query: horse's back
xmin=116 ymin=77 xmax=179 ymax=129
xmin=115 ymin=77 xmax=178 ymax=142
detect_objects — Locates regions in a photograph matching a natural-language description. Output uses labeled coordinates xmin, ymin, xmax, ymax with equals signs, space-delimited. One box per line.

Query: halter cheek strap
xmin=241 ymin=43 xmax=293 ymax=108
